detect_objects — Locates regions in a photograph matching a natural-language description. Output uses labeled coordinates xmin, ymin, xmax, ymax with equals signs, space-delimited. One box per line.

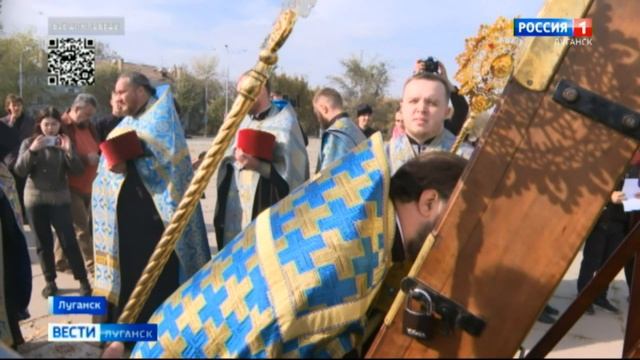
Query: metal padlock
xmin=403 ymin=287 xmax=436 ymax=340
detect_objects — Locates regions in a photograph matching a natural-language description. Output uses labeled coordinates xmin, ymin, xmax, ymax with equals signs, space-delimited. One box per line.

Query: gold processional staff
xmin=117 ymin=0 xmax=317 ymax=325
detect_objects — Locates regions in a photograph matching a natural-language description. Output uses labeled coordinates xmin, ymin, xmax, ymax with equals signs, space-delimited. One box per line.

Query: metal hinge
xmin=553 ymin=79 xmax=640 ymax=141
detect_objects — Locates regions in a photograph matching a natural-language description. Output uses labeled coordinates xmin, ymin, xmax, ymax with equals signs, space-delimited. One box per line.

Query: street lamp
xmin=19 ymin=52 xmax=23 ymax=97
xmin=204 ymin=76 xmax=209 ymax=137
xmin=223 ymin=44 xmax=247 ymax=117
xmin=19 ymin=48 xmax=31 ymax=98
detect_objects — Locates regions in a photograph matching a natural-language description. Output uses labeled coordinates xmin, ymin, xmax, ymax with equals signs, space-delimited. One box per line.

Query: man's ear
xmin=417 ymin=189 xmax=440 ymax=218
xmin=320 ymin=102 xmax=330 ymax=117
xmin=445 ymin=105 xmax=454 ymax=120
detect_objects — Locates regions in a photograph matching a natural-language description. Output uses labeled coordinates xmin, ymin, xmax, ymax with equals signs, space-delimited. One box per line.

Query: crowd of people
xmin=0 ymin=57 xmax=633 ymax=357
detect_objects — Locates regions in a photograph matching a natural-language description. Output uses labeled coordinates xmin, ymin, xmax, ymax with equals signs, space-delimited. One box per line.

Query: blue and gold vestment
xmin=132 ymin=133 xmax=395 ymax=358
xmin=92 ymin=85 xmax=211 ymax=305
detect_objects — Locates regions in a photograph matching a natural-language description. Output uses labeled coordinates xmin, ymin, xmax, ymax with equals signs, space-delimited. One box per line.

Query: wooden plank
xmin=624 ymin=256 xmax=640 ymax=357
xmin=527 ymin=222 xmax=640 ymax=358
xmin=367 ymin=0 xmax=640 ymax=357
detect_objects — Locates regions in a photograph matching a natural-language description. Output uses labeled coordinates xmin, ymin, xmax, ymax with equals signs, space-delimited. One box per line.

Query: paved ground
xmin=15 ymin=137 xmax=630 ymax=358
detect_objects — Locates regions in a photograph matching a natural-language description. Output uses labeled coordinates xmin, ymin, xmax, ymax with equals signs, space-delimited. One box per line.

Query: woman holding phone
xmin=14 ymin=107 xmax=92 ymax=298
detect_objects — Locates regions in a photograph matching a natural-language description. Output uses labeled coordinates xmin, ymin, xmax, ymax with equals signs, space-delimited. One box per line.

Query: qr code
xmin=47 ymin=38 xmax=95 ymax=86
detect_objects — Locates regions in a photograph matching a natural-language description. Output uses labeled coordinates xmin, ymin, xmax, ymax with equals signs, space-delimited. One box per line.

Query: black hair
xmin=32 ymin=106 xmax=65 ymax=139
xmin=390 ymin=151 xmax=467 ymax=203
xmin=119 ymin=71 xmax=156 ymax=97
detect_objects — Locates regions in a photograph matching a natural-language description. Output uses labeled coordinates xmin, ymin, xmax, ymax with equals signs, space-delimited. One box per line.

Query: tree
xmin=329 ymin=55 xmax=395 ymax=136
xmin=171 ymin=56 xmax=224 ymax=136
xmin=191 ymin=55 xmax=218 ymax=81
xmin=191 ymin=55 xmax=224 ymax=136
xmin=177 ymin=55 xmax=224 ymax=136
xmin=95 ymin=41 xmax=120 ymax=61
xmin=174 ymin=71 xmax=205 ymax=134
xmin=376 ymin=97 xmax=401 ymax=136
xmin=206 ymin=95 xmax=227 ymax=136
xmin=75 ymin=40 xmax=122 ymax=115
xmin=82 ymin=60 xmax=119 ymax=115
xmin=329 ymin=55 xmax=391 ymax=109
xmin=0 ymin=35 xmax=129 ymax=117
xmin=0 ymin=32 xmax=49 ymax=112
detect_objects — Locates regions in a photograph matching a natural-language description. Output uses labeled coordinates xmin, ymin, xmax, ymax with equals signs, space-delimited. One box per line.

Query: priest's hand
xmin=235 ymin=148 xmax=271 ymax=177
xmin=235 ymin=148 xmax=258 ymax=171
xmin=109 ymin=163 xmax=127 ymax=174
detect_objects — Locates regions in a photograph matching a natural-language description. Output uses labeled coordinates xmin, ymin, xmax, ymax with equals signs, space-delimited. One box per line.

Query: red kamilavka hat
xmin=237 ymin=129 xmax=276 ymax=161
xmin=99 ymin=130 xmax=144 ymax=170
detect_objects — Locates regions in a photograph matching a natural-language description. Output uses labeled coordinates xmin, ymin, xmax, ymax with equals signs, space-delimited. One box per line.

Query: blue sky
xmin=3 ymin=0 xmax=545 ymax=97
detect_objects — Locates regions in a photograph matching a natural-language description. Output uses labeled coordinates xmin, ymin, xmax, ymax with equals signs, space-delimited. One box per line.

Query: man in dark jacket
xmin=1 ymin=94 xmax=34 ymax=220
xmin=94 ymin=91 xmax=124 ymax=143
xmin=577 ymin=180 xmax=637 ymax=315
xmin=0 ymin=120 xmax=32 ymax=347
xmin=356 ymin=103 xmax=377 ymax=138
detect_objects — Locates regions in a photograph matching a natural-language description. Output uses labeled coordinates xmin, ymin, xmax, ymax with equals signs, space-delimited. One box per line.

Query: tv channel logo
xmin=514 ymin=18 xmax=592 ymax=37
xmin=48 ymin=324 xmax=100 ymax=342
xmin=48 ymin=323 xmax=157 ymax=342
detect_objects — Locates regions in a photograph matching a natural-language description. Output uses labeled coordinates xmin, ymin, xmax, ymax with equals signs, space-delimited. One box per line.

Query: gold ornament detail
xmin=455 ymin=16 xmax=521 ymax=97
xmin=490 ymin=53 xmax=514 ymax=79
xmin=451 ymin=16 xmax=524 ymax=151
xmin=471 ymin=95 xmax=491 ymax=114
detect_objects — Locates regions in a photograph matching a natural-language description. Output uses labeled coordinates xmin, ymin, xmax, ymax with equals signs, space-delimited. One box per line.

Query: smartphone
xmin=42 ymin=135 xmax=61 ymax=147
